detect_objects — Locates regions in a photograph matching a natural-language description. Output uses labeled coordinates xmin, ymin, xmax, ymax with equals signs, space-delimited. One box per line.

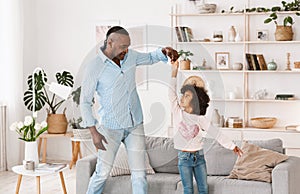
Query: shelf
xmin=170 ymin=13 xmax=245 ymax=17
xmin=211 ymin=99 xmax=300 ymax=103
xmin=170 ymin=11 xmax=300 ymax=17
xmin=176 ymin=41 xmax=245 ymax=45
xmin=180 ymin=70 xmax=243 ymax=73
xmin=245 ymin=70 xmax=300 ymax=73
xmin=211 ymin=99 xmax=244 ymax=102
xmin=245 ymin=99 xmax=300 ymax=102
xmin=180 ymin=70 xmax=300 ymax=73
xmin=246 ymin=40 xmax=300 ymax=44
xmin=176 ymin=40 xmax=300 ymax=45
xmin=222 ymin=127 xmax=300 ymax=133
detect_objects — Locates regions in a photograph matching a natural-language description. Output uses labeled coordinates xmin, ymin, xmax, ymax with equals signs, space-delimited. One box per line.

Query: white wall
xmin=23 ymin=0 xmax=176 ymax=160
xmin=21 ymin=0 xmax=300 ymax=160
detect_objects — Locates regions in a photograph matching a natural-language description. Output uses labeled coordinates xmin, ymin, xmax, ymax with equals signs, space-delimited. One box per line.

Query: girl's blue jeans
xmin=178 ymin=150 xmax=208 ymax=194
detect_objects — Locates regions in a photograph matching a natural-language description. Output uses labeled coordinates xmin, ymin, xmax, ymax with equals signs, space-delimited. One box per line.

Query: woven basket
xmin=251 ymin=117 xmax=277 ymax=129
xmin=275 ymin=25 xmax=293 ymax=41
xmin=46 ymin=113 xmax=68 ymax=134
xmin=180 ymin=60 xmax=191 ymax=70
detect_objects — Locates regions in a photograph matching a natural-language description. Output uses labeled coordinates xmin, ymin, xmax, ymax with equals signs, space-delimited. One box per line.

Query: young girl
xmin=169 ymin=60 xmax=242 ymax=194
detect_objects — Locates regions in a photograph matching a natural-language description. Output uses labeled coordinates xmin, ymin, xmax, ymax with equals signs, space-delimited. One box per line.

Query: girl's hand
xmin=233 ymin=146 xmax=243 ymax=157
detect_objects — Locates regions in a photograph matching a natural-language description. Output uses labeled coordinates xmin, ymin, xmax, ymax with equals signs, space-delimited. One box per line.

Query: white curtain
xmin=0 ymin=0 xmax=24 ymax=170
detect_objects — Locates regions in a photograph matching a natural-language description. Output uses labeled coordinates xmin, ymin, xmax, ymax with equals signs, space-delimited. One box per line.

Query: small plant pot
xmin=180 ymin=60 xmax=191 ymax=70
xmin=275 ymin=25 xmax=293 ymax=41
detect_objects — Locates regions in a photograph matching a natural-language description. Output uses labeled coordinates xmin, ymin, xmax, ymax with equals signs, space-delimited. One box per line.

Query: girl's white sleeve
xmin=198 ymin=117 xmax=236 ymax=150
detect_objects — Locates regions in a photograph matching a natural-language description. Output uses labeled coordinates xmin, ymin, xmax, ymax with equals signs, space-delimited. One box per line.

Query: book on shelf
xmin=174 ymin=26 xmax=193 ymax=42
xmin=245 ymin=53 xmax=267 ymax=70
xmin=251 ymin=54 xmax=261 ymax=70
xmin=256 ymin=54 xmax=268 ymax=70
xmin=245 ymin=53 xmax=254 ymax=70
xmin=36 ymin=163 xmax=67 ymax=172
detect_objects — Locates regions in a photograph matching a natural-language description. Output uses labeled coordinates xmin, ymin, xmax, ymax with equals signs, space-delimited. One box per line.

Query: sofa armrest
xmin=76 ymin=154 xmax=97 ymax=194
xmin=272 ymin=156 xmax=300 ymax=194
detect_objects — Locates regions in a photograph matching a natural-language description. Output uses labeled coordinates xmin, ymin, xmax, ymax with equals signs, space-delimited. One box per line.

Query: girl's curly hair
xmin=180 ymin=84 xmax=210 ymax=115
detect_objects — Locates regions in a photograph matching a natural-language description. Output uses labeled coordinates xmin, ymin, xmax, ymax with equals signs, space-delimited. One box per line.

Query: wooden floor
xmin=0 ymin=165 xmax=76 ymax=194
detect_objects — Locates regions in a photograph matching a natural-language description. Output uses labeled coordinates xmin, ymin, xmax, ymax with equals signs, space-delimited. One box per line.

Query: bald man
xmin=80 ymin=26 xmax=178 ymax=194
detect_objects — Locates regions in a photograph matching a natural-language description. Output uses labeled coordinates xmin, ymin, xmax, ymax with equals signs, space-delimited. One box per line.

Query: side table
xmin=69 ymin=137 xmax=93 ymax=169
xmin=38 ymin=131 xmax=73 ymax=163
xmin=12 ymin=164 xmax=68 ymax=194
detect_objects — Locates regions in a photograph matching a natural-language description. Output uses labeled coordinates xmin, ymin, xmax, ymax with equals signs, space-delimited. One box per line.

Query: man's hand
xmin=171 ymin=59 xmax=179 ymax=78
xmin=162 ymin=47 xmax=179 ymax=62
xmin=233 ymin=146 xmax=243 ymax=157
xmin=89 ymin=126 xmax=108 ymax=150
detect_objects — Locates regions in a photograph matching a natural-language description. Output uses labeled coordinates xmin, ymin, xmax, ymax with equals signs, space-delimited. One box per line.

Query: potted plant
xmin=69 ymin=86 xmax=91 ymax=139
xmin=23 ymin=70 xmax=74 ymax=134
xmin=178 ymin=50 xmax=194 ymax=70
xmin=10 ymin=115 xmax=48 ymax=167
xmin=264 ymin=0 xmax=300 ymax=41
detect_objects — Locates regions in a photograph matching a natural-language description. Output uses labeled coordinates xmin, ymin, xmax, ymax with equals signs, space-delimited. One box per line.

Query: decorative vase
xmin=228 ymin=26 xmax=236 ymax=42
xmin=212 ymin=109 xmax=221 ymax=127
xmin=24 ymin=141 xmax=39 ymax=167
xmin=267 ymin=59 xmax=277 ymax=70
xmin=235 ymin=32 xmax=242 ymax=42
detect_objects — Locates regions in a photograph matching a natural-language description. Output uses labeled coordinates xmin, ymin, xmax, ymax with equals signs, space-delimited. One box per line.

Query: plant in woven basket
xmin=264 ymin=1 xmax=300 ymax=41
xmin=178 ymin=50 xmax=194 ymax=61
xmin=23 ymin=70 xmax=74 ymax=114
xmin=178 ymin=50 xmax=194 ymax=70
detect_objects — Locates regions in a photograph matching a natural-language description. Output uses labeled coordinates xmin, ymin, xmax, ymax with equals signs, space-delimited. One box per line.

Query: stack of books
xmin=175 ymin=26 xmax=194 ymax=42
xmin=245 ymin=53 xmax=267 ymax=70
xmin=275 ymin=94 xmax=295 ymax=100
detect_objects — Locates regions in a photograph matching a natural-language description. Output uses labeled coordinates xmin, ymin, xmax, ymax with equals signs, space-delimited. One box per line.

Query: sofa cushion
xmin=175 ymin=176 xmax=271 ymax=194
xmin=207 ymin=176 xmax=271 ymax=194
xmin=227 ymin=141 xmax=288 ymax=182
xmin=145 ymin=136 xmax=179 ymax=173
xmin=110 ymin=144 xmax=155 ymax=176
xmin=104 ymin=173 xmax=181 ymax=194
xmin=203 ymin=138 xmax=284 ymax=176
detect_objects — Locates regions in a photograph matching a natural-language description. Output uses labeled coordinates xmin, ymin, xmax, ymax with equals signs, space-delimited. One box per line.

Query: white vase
xmin=24 ymin=141 xmax=39 ymax=167
xmin=228 ymin=26 xmax=236 ymax=42
xmin=212 ymin=109 xmax=221 ymax=127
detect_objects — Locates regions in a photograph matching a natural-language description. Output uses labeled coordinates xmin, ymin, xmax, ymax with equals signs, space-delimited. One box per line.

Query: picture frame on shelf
xmin=215 ymin=52 xmax=230 ymax=70
xmin=256 ymin=29 xmax=268 ymax=41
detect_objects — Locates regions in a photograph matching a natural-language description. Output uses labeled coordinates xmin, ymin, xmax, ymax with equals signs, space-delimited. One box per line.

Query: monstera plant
xmin=23 ymin=70 xmax=74 ymax=134
xmin=23 ymin=70 xmax=74 ymax=114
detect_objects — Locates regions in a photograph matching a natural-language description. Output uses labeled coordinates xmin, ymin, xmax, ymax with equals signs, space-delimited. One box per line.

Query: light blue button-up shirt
xmin=80 ymin=48 xmax=168 ymax=129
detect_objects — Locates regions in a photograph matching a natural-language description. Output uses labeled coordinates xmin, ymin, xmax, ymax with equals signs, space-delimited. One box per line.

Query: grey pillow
xmin=145 ymin=136 xmax=179 ymax=173
xmin=203 ymin=138 xmax=284 ymax=176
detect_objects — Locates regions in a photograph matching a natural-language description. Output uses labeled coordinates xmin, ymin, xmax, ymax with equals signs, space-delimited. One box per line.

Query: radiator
xmin=0 ymin=105 xmax=7 ymax=171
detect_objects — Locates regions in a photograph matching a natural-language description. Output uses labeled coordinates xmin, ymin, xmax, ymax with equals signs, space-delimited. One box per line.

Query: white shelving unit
xmin=170 ymin=3 xmax=300 ymax=156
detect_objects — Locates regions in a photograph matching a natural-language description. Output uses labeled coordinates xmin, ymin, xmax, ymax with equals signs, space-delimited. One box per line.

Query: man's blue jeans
xmin=178 ymin=150 xmax=208 ymax=194
xmin=86 ymin=124 xmax=147 ymax=194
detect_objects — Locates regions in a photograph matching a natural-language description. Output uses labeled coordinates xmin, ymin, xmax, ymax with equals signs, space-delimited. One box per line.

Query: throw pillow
xmin=228 ymin=141 xmax=289 ymax=182
xmin=110 ymin=144 xmax=155 ymax=177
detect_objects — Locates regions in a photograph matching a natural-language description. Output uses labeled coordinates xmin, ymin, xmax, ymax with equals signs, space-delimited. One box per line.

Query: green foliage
xmin=178 ymin=50 xmax=194 ymax=61
xmin=264 ymin=0 xmax=300 ymax=26
xmin=23 ymin=69 xmax=74 ymax=114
